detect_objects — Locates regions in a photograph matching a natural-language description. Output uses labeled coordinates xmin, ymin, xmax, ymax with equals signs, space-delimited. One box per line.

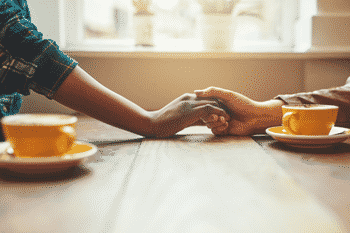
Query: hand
xmin=194 ymin=87 xmax=284 ymax=135
xmin=150 ymin=93 xmax=230 ymax=137
xmin=200 ymin=113 xmax=229 ymax=133
xmin=54 ymin=67 xmax=230 ymax=138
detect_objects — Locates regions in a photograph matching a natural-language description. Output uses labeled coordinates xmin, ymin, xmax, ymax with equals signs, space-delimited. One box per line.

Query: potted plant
xmin=133 ymin=0 xmax=154 ymax=47
xmin=197 ymin=0 xmax=240 ymax=51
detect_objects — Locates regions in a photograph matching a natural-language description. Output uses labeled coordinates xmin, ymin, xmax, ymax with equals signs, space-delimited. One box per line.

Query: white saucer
xmin=266 ymin=126 xmax=350 ymax=148
xmin=0 ymin=141 xmax=97 ymax=173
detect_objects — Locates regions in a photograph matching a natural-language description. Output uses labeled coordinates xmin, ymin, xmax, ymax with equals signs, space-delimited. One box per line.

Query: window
xmin=63 ymin=0 xmax=311 ymax=52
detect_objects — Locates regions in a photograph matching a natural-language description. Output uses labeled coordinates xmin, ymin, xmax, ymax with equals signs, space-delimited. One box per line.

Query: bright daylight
xmin=1 ymin=0 xmax=350 ymax=232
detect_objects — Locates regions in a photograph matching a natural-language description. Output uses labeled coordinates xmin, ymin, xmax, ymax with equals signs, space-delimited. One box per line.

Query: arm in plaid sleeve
xmin=0 ymin=0 xmax=77 ymax=98
xmin=193 ymin=79 xmax=350 ymax=135
xmin=275 ymin=78 xmax=350 ymax=127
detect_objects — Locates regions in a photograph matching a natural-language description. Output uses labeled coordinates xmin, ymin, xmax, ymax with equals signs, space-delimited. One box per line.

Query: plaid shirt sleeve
xmin=275 ymin=77 xmax=350 ymax=127
xmin=0 ymin=0 xmax=78 ymax=99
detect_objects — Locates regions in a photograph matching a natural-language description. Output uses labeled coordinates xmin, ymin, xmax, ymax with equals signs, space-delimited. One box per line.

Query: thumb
xmin=192 ymin=104 xmax=230 ymax=124
xmin=194 ymin=87 xmax=233 ymax=102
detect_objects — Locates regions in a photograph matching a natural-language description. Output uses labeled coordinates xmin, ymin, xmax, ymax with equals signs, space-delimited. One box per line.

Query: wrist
xmin=145 ymin=110 xmax=160 ymax=137
xmin=255 ymin=99 xmax=284 ymax=129
xmin=146 ymin=110 xmax=176 ymax=138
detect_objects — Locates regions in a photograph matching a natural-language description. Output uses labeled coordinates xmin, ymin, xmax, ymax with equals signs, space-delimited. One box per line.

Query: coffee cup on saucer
xmin=282 ymin=104 xmax=338 ymax=136
xmin=1 ymin=114 xmax=77 ymax=158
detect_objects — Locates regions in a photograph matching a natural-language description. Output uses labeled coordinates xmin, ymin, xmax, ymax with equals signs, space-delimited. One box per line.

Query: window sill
xmin=63 ymin=41 xmax=350 ymax=60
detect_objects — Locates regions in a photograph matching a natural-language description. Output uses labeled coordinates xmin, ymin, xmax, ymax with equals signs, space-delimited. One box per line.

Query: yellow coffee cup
xmin=282 ymin=104 xmax=338 ymax=135
xmin=1 ymin=114 xmax=77 ymax=158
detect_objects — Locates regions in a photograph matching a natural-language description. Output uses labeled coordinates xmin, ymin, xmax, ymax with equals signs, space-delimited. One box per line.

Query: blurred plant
xmin=197 ymin=0 xmax=240 ymax=14
xmin=234 ymin=0 xmax=282 ymax=39
xmin=133 ymin=0 xmax=153 ymax=15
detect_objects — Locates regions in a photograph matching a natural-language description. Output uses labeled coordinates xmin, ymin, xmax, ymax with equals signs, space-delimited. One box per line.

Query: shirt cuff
xmin=0 ymin=92 xmax=22 ymax=117
xmin=1 ymin=11 xmax=78 ymax=99
xmin=28 ymin=43 xmax=79 ymax=99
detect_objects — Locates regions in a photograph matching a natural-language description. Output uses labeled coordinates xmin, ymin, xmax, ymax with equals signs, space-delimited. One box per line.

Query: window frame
xmin=35 ymin=0 xmax=316 ymax=53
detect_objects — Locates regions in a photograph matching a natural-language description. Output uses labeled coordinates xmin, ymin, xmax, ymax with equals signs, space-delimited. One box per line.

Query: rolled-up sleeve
xmin=0 ymin=0 xmax=78 ymax=99
xmin=275 ymin=77 xmax=350 ymax=127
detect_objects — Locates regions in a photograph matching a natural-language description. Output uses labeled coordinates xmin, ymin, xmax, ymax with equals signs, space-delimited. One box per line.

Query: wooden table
xmin=0 ymin=117 xmax=349 ymax=232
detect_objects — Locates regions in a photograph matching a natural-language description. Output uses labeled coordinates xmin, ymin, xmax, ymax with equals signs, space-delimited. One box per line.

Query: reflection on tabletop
xmin=256 ymin=135 xmax=350 ymax=232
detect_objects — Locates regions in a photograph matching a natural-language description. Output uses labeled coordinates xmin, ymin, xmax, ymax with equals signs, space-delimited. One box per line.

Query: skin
xmin=194 ymin=87 xmax=285 ymax=135
xmin=53 ymin=66 xmax=230 ymax=138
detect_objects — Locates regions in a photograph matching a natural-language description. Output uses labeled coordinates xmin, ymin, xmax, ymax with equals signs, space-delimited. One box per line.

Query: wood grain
xmin=0 ymin=118 xmax=345 ymax=232
xmin=113 ymin=134 xmax=343 ymax=232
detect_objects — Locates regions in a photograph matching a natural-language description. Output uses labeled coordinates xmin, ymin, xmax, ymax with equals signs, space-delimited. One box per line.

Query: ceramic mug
xmin=282 ymin=104 xmax=338 ymax=135
xmin=1 ymin=114 xmax=77 ymax=158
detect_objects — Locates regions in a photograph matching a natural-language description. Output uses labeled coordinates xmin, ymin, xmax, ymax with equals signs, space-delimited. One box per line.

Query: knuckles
xmin=180 ymin=93 xmax=196 ymax=101
xmin=206 ymin=86 xmax=219 ymax=94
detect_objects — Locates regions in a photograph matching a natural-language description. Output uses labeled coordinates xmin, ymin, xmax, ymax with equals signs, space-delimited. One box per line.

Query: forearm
xmin=53 ymin=66 xmax=155 ymax=137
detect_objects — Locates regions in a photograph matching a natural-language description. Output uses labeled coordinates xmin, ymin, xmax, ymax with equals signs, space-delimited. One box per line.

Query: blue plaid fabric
xmin=0 ymin=92 xmax=22 ymax=116
xmin=0 ymin=0 xmax=78 ymax=118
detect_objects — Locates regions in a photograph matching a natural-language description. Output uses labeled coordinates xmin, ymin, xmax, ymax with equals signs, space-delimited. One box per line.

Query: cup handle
xmin=60 ymin=126 xmax=76 ymax=152
xmin=282 ymin=112 xmax=298 ymax=135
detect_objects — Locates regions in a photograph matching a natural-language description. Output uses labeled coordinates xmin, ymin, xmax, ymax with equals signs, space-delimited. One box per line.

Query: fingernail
xmin=220 ymin=116 xmax=225 ymax=122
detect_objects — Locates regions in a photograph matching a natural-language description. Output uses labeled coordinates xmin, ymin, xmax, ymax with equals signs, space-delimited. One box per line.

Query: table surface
xmin=1 ymin=117 xmax=350 ymax=232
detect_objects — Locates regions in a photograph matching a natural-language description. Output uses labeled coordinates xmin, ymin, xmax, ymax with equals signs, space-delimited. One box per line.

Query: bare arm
xmin=53 ymin=66 xmax=229 ymax=137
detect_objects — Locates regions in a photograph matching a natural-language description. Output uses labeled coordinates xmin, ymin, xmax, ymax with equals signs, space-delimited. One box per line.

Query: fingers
xmin=201 ymin=114 xmax=219 ymax=124
xmin=210 ymin=118 xmax=257 ymax=136
xmin=192 ymin=119 xmax=206 ymax=126
xmin=205 ymin=116 xmax=227 ymax=128
xmin=192 ymin=104 xmax=230 ymax=123
xmin=194 ymin=87 xmax=257 ymax=119
xmin=191 ymin=99 xmax=224 ymax=109
xmin=194 ymin=87 xmax=234 ymax=102
xmin=190 ymin=101 xmax=230 ymax=122
xmin=204 ymin=114 xmax=229 ymax=135
xmin=173 ymin=104 xmax=228 ymax=131
xmin=211 ymin=122 xmax=229 ymax=135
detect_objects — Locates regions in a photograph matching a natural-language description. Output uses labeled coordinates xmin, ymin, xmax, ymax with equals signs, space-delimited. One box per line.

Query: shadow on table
xmin=86 ymin=134 xmax=231 ymax=146
xmin=267 ymin=141 xmax=350 ymax=155
xmin=0 ymin=165 xmax=92 ymax=183
xmin=165 ymin=134 xmax=235 ymax=143
xmin=87 ymin=138 xmax=143 ymax=147
xmin=266 ymin=141 xmax=350 ymax=166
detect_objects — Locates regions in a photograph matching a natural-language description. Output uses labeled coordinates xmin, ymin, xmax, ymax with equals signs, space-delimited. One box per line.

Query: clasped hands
xmin=151 ymin=87 xmax=283 ymax=137
xmin=194 ymin=87 xmax=284 ymax=136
